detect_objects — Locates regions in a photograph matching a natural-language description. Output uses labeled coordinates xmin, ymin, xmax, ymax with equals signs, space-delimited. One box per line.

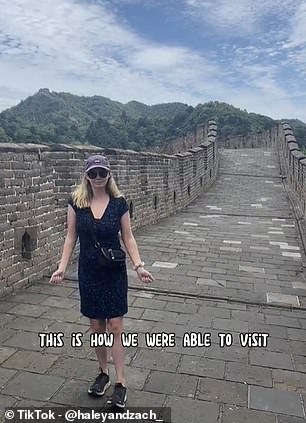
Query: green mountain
xmin=0 ymin=88 xmax=305 ymax=150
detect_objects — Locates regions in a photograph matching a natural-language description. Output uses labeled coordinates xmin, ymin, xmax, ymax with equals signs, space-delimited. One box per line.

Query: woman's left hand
xmin=136 ymin=267 xmax=155 ymax=283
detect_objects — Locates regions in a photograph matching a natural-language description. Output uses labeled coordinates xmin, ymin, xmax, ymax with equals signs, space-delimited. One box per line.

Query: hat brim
xmin=86 ymin=165 xmax=110 ymax=172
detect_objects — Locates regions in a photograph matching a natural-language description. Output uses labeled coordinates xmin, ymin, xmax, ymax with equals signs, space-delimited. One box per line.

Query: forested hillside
xmin=0 ymin=88 xmax=305 ymax=151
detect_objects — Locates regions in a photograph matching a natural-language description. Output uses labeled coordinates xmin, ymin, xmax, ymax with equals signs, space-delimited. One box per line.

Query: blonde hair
xmin=71 ymin=172 xmax=123 ymax=208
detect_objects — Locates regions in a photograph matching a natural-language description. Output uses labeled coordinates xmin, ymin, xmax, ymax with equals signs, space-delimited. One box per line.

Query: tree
xmin=0 ymin=127 xmax=12 ymax=142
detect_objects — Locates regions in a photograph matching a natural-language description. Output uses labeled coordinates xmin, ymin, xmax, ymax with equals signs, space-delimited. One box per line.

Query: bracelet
xmin=133 ymin=261 xmax=145 ymax=271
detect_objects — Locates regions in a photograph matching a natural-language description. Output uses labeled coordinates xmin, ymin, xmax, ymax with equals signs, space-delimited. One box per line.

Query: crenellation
xmin=285 ymin=133 xmax=297 ymax=143
xmin=1 ymin=116 xmax=304 ymax=297
xmin=288 ymin=142 xmax=300 ymax=152
xmin=155 ymin=121 xmax=213 ymax=154
xmin=0 ymin=120 xmax=218 ymax=295
xmin=278 ymin=123 xmax=306 ymax=240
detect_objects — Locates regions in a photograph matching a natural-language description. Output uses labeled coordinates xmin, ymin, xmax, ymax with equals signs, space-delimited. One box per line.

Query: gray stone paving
xmin=0 ymin=148 xmax=306 ymax=422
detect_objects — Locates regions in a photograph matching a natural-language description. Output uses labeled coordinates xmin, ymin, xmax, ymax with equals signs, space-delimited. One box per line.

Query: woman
xmin=49 ymin=154 xmax=154 ymax=408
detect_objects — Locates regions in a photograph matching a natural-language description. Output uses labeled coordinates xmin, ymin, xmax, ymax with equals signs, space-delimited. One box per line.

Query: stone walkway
xmin=1 ymin=148 xmax=306 ymax=422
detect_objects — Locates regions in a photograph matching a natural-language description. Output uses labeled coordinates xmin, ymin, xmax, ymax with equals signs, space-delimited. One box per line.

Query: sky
xmin=0 ymin=0 xmax=305 ymax=121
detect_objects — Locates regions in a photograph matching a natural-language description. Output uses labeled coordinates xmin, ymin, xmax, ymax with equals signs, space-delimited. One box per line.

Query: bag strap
xmin=87 ymin=209 xmax=100 ymax=248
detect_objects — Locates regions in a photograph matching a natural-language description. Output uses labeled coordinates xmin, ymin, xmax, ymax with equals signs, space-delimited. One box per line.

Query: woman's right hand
xmin=49 ymin=269 xmax=65 ymax=285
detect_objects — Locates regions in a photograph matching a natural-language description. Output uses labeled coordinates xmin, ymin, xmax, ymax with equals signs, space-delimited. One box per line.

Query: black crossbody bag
xmin=88 ymin=211 xmax=126 ymax=267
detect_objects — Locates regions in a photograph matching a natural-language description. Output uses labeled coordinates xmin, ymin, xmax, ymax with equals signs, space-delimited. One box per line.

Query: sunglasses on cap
xmin=87 ymin=168 xmax=110 ymax=179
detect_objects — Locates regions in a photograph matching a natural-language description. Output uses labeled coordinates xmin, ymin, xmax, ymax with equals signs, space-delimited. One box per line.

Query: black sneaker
xmin=88 ymin=371 xmax=110 ymax=397
xmin=107 ymin=383 xmax=127 ymax=408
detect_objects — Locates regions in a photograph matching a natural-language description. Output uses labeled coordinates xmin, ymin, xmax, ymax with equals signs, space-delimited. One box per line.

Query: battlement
xmin=0 ymin=121 xmax=218 ymax=296
xmin=1 ymin=119 xmax=305 ymax=297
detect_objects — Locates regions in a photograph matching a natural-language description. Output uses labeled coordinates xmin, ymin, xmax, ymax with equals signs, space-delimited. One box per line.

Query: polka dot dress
xmin=68 ymin=195 xmax=129 ymax=319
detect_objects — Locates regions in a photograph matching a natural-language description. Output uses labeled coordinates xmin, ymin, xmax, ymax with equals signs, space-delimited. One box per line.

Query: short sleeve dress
xmin=68 ymin=195 xmax=129 ymax=320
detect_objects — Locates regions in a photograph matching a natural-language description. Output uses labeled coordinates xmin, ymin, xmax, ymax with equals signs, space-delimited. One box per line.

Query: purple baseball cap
xmin=85 ymin=155 xmax=110 ymax=172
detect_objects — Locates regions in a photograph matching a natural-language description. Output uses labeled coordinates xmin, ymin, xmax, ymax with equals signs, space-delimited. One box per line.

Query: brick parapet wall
xmin=277 ymin=123 xmax=306 ymax=228
xmin=218 ymin=130 xmax=275 ymax=149
xmin=0 ymin=120 xmax=218 ymax=296
xmin=156 ymin=121 xmax=216 ymax=154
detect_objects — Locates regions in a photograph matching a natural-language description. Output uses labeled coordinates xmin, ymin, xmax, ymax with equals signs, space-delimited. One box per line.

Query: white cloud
xmin=128 ymin=46 xmax=189 ymax=70
xmin=183 ymin=0 xmax=299 ymax=34
xmin=0 ymin=0 xmax=223 ymax=107
xmin=0 ymin=0 xmax=304 ymax=122
xmin=284 ymin=2 xmax=306 ymax=48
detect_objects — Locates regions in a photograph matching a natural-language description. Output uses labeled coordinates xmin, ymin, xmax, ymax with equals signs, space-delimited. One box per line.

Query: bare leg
xmin=108 ymin=316 xmax=126 ymax=386
xmin=89 ymin=318 xmax=108 ymax=373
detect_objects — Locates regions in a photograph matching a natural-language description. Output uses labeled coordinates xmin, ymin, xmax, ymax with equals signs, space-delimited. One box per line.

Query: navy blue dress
xmin=68 ymin=195 xmax=129 ymax=319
